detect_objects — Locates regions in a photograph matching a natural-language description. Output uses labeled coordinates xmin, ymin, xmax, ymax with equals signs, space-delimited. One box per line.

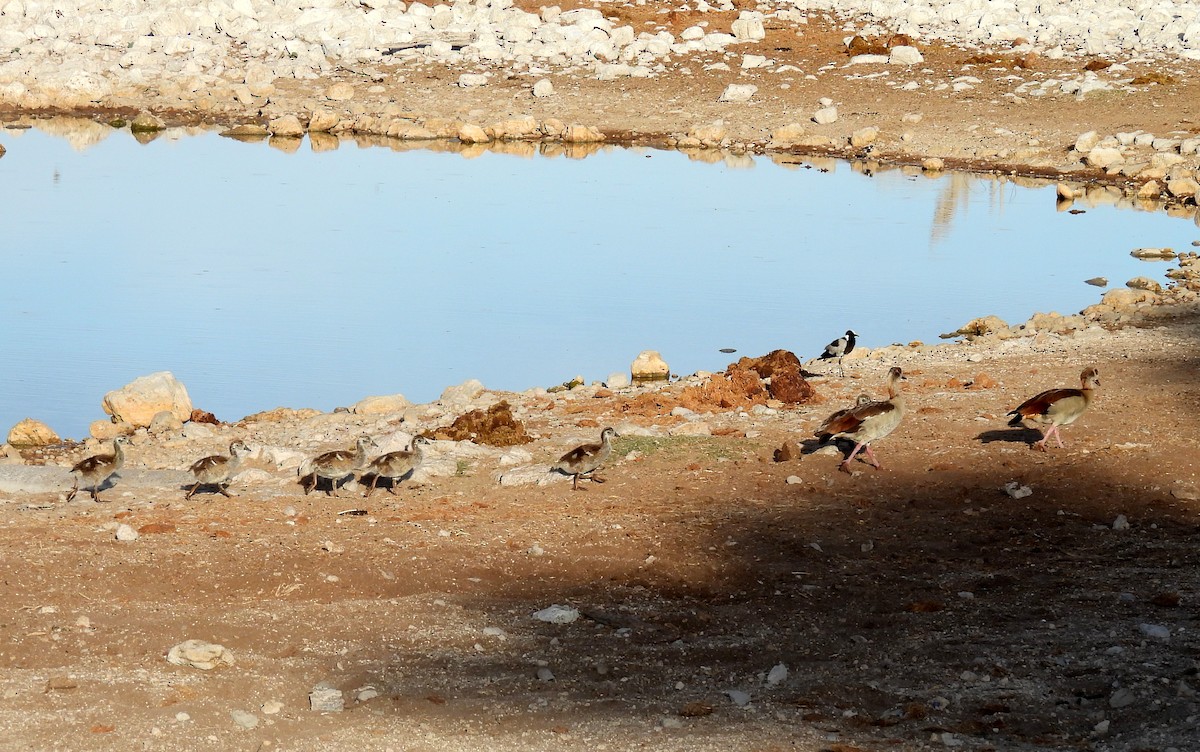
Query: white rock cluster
xmin=789 ymin=0 xmax=1200 ymax=59
xmin=0 ymin=0 xmax=757 ymax=107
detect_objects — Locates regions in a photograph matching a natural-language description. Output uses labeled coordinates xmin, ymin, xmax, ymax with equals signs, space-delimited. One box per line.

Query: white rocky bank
xmin=1 ymin=0 xmax=1199 ymax=109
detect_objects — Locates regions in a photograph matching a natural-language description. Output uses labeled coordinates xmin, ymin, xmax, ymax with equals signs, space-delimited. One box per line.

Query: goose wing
xmin=1009 ymin=388 xmax=1082 ymax=421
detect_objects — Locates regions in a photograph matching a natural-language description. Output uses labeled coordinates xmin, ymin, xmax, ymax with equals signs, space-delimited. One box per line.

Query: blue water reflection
xmin=2 ymin=122 xmax=1195 ymax=438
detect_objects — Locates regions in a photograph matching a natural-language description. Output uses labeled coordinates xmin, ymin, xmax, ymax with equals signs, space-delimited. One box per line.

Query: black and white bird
xmin=819 ymin=329 xmax=859 ymax=376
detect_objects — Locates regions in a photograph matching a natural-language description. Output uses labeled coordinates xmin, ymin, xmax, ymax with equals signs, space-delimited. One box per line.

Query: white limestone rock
xmin=730 ymin=12 xmax=765 ymax=42
xmin=352 ymin=394 xmax=410 ymax=415
xmin=102 ymin=372 xmax=193 ymax=428
xmin=719 ymin=83 xmax=757 ymax=102
xmin=167 ymin=640 xmax=235 ymax=670
xmin=532 ymin=78 xmax=555 ymax=98
xmin=889 ymin=45 xmax=923 ymax=65
xmin=812 ymin=106 xmax=838 ymax=125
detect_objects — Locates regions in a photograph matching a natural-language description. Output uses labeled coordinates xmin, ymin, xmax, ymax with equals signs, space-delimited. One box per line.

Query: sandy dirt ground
xmin=3 ymin=318 xmax=1200 ymax=752
xmin=3 ymin=4 xmax=1200 ymax=751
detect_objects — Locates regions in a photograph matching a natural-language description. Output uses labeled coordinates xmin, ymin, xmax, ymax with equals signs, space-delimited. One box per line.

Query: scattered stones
xmin=730 ymin=12 xmax=766 ymax=42
xmin=166 ymin=640 xmax=235 ymax=670
xmin=1003 ymin=482 xmax=1032 ymax=499
xmin=785 ymin=475 xmax=802 ymax=484
xmin=102 ymin=371 xmax=193 ymax=428
xmin=533 ymin=605 xmax=580 ymax=624
xmin=1085 ymin=277 xmax=1108 ymax=287
xmin=7 ymin=418 xmax=59 ymax=447
xmin=606 ymin=372 xmax=631 ymax=389
xmin=309 ymin=682 xmax=344 ymax=712
xmin=889 ymin=45 xmax=923 ymax=65
xmin=1112 ymin=514 xmax=1130 ymax=530
xmin=457 ymin=73 xmax=489 ymax=88
xmin=922 ymin=157 xmax=945 ymax=172
xmin=532 ymin=79 xmax=555 ymax=98
xmin=325 ymin=82 xmax=355 ymax=101
xmin=115 ymin=524 xmax=139 ymax=542
xmin=536 ymin=667 xmax=555 ymax=682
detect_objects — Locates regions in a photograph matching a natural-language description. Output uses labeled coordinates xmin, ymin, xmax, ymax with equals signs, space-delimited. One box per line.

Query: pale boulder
xmin=812 ymin=106 xmax=838 ymax=125
xmin=353 ymin=394 xmax=410 ymax=415
xmin=1085 ymin=146 xmax=1124 ymax=168
xmin=1101 ymin=287 xmax=1153 ymax=312
xmin=631 ymin=350 xmax=670 ymax=381
xmin=532 ymin=79 xmax=555 ymax=98
xmin=7 ymin=418 xmax=60 ymax=447
xmin=731 ymin=12 xmax=765 ymax=42
xmin=850 ymin=126 xmax=879 ymax=147
xmin=148 ymin=410 xmax=184 ymax=436
xmin=326 ymin=82 xmax=355 ymax=101
xmin=102 ymin=371 xmax=193 ymax=428
xmin=308 ymin=110 xmax=340 ymax=133
xmin=889 ymin=45 xmax=923 ymax=65
xmin=91 ymin=420 xmax=133 ymax=440
xmin=768 ymin=123 xmax=806 ymax=148
xmin=268 ymin=114 xmax=304 ymax=137
xmin=1126 ymin=276 xmax=1163 ymax=293
xmin=166 ymin=640 xmax=235 ymax=670
xmin=719 ymin=84 xmax=757 ymax=103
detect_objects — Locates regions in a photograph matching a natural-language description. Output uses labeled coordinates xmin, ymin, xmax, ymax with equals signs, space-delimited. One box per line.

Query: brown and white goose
xmin=553 ymin=427 xmax=618 ymax=491
xmin=362 ymin=436 xmax=431 ymax=497
xmin=302 ymin=436 xmax=377 ymax=496
xmin=186 ymin=440 xmax=252 ymax=500
xmin=1007 ymin=366 xmax=1100 ymax=451
xmin=67 ymin=436 xmax=129 ymax=502
xmin=816 ymin=367 xmax=905 ymax=473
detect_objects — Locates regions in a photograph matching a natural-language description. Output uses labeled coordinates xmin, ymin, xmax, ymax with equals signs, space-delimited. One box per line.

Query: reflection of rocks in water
xmin=131 ymin=129 xmax=161 ymax=145
xmin=432 ymin=400 xmax=532 ymax=447
xmin=268 ymin=135 xmax=302 ymax=154
xmin=723 ymin=153 xmax=755 ymax=170
xmin=488 ymin=140 xmax=537 ymax=159
xmin=308 ymin=132 xmax=339 ymax=153
xmin=32 ymin=117 xmax=114 ymax=152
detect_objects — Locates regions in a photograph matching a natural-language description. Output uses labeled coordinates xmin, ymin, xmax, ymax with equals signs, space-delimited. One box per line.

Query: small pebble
xmin=230 ymin=710 xmax=259 ymax=729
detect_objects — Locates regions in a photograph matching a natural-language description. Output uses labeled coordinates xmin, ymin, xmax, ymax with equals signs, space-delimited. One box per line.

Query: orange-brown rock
xmin=728 ymin=349 xmax=817 ymax=405
xmin=190 ymin=409 xmax=220 ymax=425
xmin=729 ymin=349 xmax=801 ymax=380
xmin=432 ymin=400 xmax=532 ymax=446
xmin=774 ymin=440 xmax=802 ymax=462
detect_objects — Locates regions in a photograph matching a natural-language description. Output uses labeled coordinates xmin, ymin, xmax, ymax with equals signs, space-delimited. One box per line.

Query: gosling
xmin=552 ymin=427 xmax=618 ymax=491
xmin=363 ymin=436 xmax=432 ymax=497
xmin=186 ymin=440 xmax=252 ymax=500
xmin=67 ymin=436 xmax=129 ymax=502
xmin=303 ymin=436 xmax=377 ymax=496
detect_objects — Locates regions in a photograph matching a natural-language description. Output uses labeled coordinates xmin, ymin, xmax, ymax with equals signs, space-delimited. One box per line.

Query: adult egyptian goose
xmin=815 ymin=366 xmax=905 ymax=473
xmin=186 ymin=440 xmax=252 ymax=500
xmin=67 ymin=436 xmax=129 ymax=502
xmin=819 ymin=329 xmax=858 ymax=376
xmin=553 ymin=427 xmax=618 ymax=491
xmin=1007 ymin=366 xmax=1100 ymax=451
xmin=302 ymin=436 xmax=377 ymax=496
xmin=362 ymin=436 xmax=431 ymax=497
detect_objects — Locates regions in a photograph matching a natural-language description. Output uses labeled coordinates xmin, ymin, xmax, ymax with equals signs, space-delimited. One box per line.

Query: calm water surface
xmin=2 ymin=122 xmax=1197 ymax=438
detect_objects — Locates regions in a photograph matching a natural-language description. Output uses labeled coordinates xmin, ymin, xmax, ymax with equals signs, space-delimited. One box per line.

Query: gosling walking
xmin=186 ymin=440 xmax=252 ymax=499
xmin=67 ymin=436 xmax=129 ymax=502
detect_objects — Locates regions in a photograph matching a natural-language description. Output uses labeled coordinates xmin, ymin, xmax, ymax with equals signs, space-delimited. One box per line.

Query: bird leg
xmin=186 ymin=482 xmax=201 ymax=500
xmin=1049 ymin=425 xmax=1066 ymax=448
xmin=303 ymin=475 xmax=315 ymax=495
xmin=839 ymin=441 xmax=868 ymax=473
xmin=67 ymin=482 xmax=79 ymax=502
xmin=588 ymin=473 xmax=606 ymax=484
xmin=571 ymin=474 xmax=586 ymax=491
xmin=218 ymin=483 xmax=233 ymax=498
xmin=837 ymin=356 xmax=845 ymax=378
xmin=862 ymin=445 xmax=883 ymax=469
